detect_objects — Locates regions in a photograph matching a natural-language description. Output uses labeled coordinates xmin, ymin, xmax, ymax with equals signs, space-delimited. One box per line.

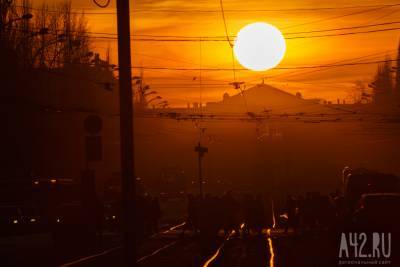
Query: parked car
xmin=342 ymin=168 xmax=399 ymax=211
xmin=0 ymin=205 xmax=40 ymax=235
xmin=353 ymin=193 xmax=400 ymax=232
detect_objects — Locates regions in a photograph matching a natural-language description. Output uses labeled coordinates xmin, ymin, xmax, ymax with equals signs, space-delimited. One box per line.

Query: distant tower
xmin=193 ymin=102 xmax=199 ymax=109
xmin=223 ymin=92 xmax=230 ymax=102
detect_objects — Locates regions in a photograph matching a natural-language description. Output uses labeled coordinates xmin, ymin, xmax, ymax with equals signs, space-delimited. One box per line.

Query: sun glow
xmin=234 ymin=22 xmax=286 ymax=71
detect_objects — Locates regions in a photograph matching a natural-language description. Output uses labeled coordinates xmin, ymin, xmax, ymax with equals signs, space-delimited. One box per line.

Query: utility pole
xmin=116 ymin=0 xmax=135 ymax=266
xmin=194 ymin=142 xmax=208 ymax=197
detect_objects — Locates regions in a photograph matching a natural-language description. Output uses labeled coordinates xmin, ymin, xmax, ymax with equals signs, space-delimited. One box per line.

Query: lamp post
xmin=31 ymin=33 xmax=66 ymax=62
xmin=144 ymin=90 xmax=157 ymax=97
xmin=147 ymin=95 xmax=162 ymax=104
xmin=158 ymin=100 xmax=169 ymax=108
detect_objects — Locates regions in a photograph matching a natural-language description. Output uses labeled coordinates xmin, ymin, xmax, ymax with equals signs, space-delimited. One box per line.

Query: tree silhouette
xmin=349 ymin=80 xmax=372 ymax=104
xmin=371 ymin=56 xmax=393 ymax=105
xmin=0 ymin=0 xmax=92 ymax=69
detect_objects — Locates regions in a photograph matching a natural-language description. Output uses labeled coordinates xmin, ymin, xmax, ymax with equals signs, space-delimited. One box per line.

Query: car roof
xmin=0 ymin=206 xmax=21 ymax=209
xmin=361 ymin=193 xmax=400 ymax=198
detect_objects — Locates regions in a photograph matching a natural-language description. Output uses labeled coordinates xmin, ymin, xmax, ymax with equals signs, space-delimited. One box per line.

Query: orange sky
xmin=35 ymin=0 xmax=400 ymax=106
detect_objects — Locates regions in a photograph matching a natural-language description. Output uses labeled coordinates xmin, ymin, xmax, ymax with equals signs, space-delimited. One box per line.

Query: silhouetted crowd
xmin=180 ymin=191 xmax=347 ymax=240
xmin=135 ymin=195 xmax=162 ymax=241
xmin=282 ymin=192 xmax=339 ymax=233
xmin=182 ymin=191 xmax=274 ymax=239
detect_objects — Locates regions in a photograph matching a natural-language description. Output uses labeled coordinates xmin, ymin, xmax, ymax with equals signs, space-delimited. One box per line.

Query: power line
xmin=85 ymin=27 xmax=400 ymax=41
xmin=273 ymin=51 xmax=398 ymax=81
xmin=36 ymin=49 xmax=397 ymax=73
xmin=56 ymin=26 xmax=396 ymax=42
xmin=219 ymin=0 xmax=233 ymax=47
xmin=281 ymin=4 xmax=398 ymax=30
xmin=21 ymin=3 xmax=400 ymax=15
xmin=284 ymin=21 xmax=400 ymax=35
xmin=127 ymin=59 xmax=397 ymax=71
xmin=244 ymin=50 xmax=398 ymax=84
xmin=135 ymin=3 xmax=400 ymax=13
xmin=285 ymin=26 xmax=400 ymax=39
xmin=32 ymin=107 xmax=400 ymax=123
xmin=32 ymin=52 xmax=396 ymax=93
xmin=359 ymin=8 xmax=400 ymax=26
xmin=40 ymin=21 xmax=400 ymax=38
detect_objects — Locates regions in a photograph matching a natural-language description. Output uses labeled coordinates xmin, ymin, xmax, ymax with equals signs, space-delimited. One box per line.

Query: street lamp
xmin=158 ymin=100 xmax=169 ymax=108
xmin=147 ymin=95 xmax=162 ymax=104
xmin=144 ymin=90 xmax=157 ymax=97
xmin=368 ymin=82 xmax=377 ymax=89
xmin=31 ymin=33 xmax=66 ymax=62
xmin=21 ymin=13 xmax=33 ymax=20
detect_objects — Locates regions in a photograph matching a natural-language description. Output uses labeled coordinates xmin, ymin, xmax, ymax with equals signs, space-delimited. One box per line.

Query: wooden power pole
xmin=195 ymin=142 xmax=208 ymax=197
xmin=116 ymin=0 xmax=135 ymax=266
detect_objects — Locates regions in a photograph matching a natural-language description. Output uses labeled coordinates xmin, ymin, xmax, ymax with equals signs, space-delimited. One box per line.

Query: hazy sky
xmin=33 ymin=0 xmax=400 ymax=106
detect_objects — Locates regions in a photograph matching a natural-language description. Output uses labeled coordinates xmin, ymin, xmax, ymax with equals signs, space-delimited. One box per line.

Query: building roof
xmin=205 ymin=83 xmax=344 ymax=115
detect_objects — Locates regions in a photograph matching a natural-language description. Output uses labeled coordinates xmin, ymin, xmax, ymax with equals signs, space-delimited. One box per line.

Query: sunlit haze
xmin=31 ymin=0 xmax=400 ymax=106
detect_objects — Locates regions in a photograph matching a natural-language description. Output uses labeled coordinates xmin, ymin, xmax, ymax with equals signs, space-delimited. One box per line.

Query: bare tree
xmin=348 ymin=80 xmax=372 ymax=104
xmin=371 ymin=56 xmax=393 ymax=105
xmin=1 ymin=0 xmax=92 ymax=69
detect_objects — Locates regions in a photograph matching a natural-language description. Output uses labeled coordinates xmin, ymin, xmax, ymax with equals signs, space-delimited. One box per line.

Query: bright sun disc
xmin=234 ymin=22 xmax=286 ymax=71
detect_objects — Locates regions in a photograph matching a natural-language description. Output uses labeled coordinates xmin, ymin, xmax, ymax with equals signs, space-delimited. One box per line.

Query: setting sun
xmin=234 ymin=22 xmax=286 ymax=71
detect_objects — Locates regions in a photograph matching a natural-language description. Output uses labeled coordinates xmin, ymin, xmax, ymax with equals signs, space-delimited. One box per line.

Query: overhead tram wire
xmin=33 ymin=109 xmax=400 ymax=124
xmin=241 ymin=6 xmax=400 ymax=84
xmin=11 ymin=20 xmax=400 ymax=41
xmin=34 ymin=53 xmax=396 ymax=95
xmin=285 ymin=26 xmax=400 ymax=40
xmin=37 ymin=56 xmax=398 ymax=72
xmin=262 ymin=4 xmax=400 ymax=85
xmin=59 ymin=27 xmax=400 ymax=41
xmin=219 ymin=0 xmax=237 ymax=82
xmin=219 ymin=0 xmax=248 ymax=112
xmin=358 ymin=8 xmax=400 ymax=27
xmin=241 ymin=50 xmax=398 ymax=98
xmin=256 ymin=5 xmax=397 ymax=68
xmin=272 ymin=51 xmax=398 ymax=82
xmin=283 ymin=21 xmax=400 ymax=35
xmin=19 ymin=3 xmax=400 ymax=14
xmin=9 ymin=26 xmax=400 ymax=43
xmin=125 ymin=59 xmax=398 ymax=71
xmin=16 ymin=20 xmax=400 ymax=37
xmin=252 ymin=49 xmax=399 ymax=82
xmin=133 ymin=3 xmax=400 ymax=13
xmin=24 ymin=71 xmax=399 ymax=121
xmin=281 ymin=3 xmax=400 ymax=30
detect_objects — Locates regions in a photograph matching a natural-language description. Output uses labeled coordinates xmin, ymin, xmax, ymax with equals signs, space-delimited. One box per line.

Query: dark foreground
xmin=3 ymin=225 xmax=397 ymax=267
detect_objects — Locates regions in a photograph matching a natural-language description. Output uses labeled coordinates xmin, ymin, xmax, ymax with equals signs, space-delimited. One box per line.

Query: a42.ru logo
xmin=339 ymin=232 xmax=391 ymax=258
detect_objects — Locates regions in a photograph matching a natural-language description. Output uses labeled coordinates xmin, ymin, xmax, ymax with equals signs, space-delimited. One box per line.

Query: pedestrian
xmin=254 ymin=193 xmax=266 ymax=234
xmin=284 ymin=194 xmax=296 ymax=234
xmin=150 ymin=197 xmax=161 ymax=234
